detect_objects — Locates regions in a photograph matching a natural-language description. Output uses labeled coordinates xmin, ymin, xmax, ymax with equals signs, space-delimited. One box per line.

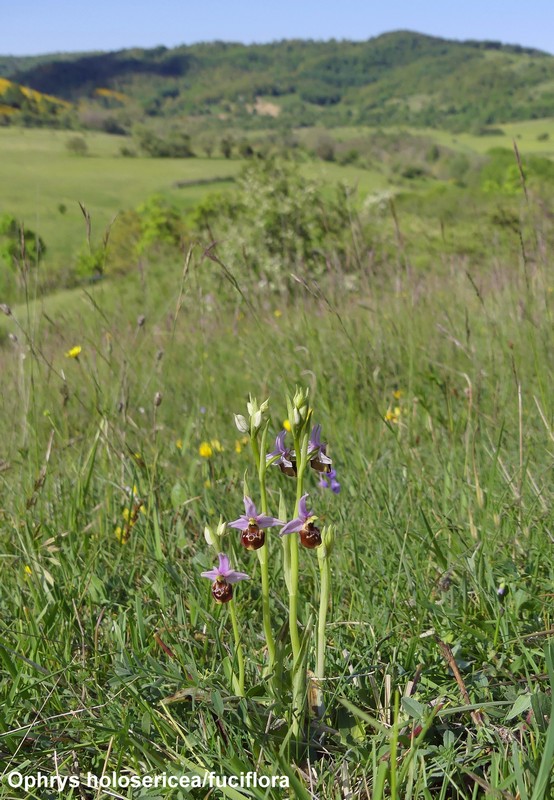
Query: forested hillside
xmin=1 ymin=31 xmax=554 ymax=130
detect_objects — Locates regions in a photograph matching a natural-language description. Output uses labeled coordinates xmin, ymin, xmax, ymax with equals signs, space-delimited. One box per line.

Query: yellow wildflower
xmin=283 ymin=419 xmax=292 ymax=432
xmin=385 ymin=407 xmax=401 ymax=424
xmin=210 ymin=439 xmax=224 ymax=453
xmin=65 ymin=345 xmax=82 ymax=358
xmin=176 ymin=438 xmax=183 ymax=450
xmin=235 ymin=440 xmax=243 ymax=454
xmin=274 ymin=309 xmax=283 ymax=318
xmin=115 ymin=526 xmax=130 ymax=544
xmin=204 ymin=479 xmax=212 ymax=489
xmin=24 ymin=565 xmax=32 ymax=576
xmin=199 ymin=442 xmax=213 ymax=458
xmin=393 ymin=389 xmax=403 ymax=400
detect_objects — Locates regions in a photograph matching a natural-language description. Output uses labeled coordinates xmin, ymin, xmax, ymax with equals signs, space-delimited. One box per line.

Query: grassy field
xmin=0 ymin=128 xmax=392 ymax=287
xmin=1 ymin=118 xmax=554 ymax=798
xmin=313 ymin=117 xmax=554 ymax=158
xmin=1 ymin=176 xmax=554 ymax=797
xmin=3 ymin=118 xmax=554 ymax=296
xmin=0 ymin=128 xmax=242 ymax=270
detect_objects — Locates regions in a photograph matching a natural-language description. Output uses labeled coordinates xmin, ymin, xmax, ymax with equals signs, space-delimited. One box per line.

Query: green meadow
xmin=5 ymin=117 xmax=554 ymax=301
xmin=324 ymin=117 xmax=554 ymax=157
xmin=1 ymin=117 xmax=554 ymax=799
xmin=0 ymin=128 xmax=242 ymax=271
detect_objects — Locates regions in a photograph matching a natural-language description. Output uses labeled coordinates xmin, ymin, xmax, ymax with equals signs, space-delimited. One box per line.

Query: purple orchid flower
xmin=280 ymin=494 xmax=322 ymax=549
xmin=319 ymin=468 xmax=341 ymax=495
xmin=228 ymin=496 xmax=283 ymax=550
xmin=308 ymin=424 xmax=332 ymax=473
xmin=201 ymin=552 xmax=250 ymax=603
xmin=266 ymin=430 xmax=297 ymax=476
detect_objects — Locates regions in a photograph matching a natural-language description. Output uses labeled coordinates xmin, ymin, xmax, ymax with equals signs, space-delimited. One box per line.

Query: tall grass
xmin=0 ymin=197 xmax=554 ymax=798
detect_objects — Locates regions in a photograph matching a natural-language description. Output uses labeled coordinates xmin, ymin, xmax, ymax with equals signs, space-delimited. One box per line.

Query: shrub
xmin=315 ymin=136 xmax=335 ymax=162
xmin=66 ymin=136 xmax=88 ymax=156
xmin=221 ymin=136 xmax=233 ymax=159
xmin=191 ymin=157 xmax=352 ymax=291
xmin=134 ymin=127 xmax=194 ymax=158
xmin=0 ymin=213 xmax=46 ymax=269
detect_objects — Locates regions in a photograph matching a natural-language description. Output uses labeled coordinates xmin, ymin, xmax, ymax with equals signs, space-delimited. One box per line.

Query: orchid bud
xmin=234 ymin=414 xmax=249 ymax=433
xmin=204 ymin=517 xmax=227 ymax=550
xmin=293 ymin=387 xmax=308 ymax=409
xmin=242 ymin=395 xmax=270 ymax=435
xmin=323 ymin=525 xmax=335 ymax=556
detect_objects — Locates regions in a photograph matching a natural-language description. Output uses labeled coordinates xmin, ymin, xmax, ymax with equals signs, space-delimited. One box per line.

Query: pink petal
xmin=217 ymin=553 xmax=230 ymax=574
xmin=225 ymin=569 xmax=250 ymax=584
xmin=256 ymin=515 xmax=283 ymax=528
xmin=228 ymin=516 xmax=249 ymax=531
xmin=200 ymin=568 xmax=221 ymax=581
xmin=279 ymin=517 xmax=304 ymax=536
xmin=298 ymin=494 xmax=310 ymax=520
xmin=243 ymin=496 xmax=257 ymax=517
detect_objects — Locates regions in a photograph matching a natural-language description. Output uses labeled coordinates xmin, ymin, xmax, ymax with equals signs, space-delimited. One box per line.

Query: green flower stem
xmin=288 ymin=529 xmax=301 ymax=659
xmin=250 ymin=432 xmax=276 ymax=677
xmin=316 ymin=548 xmax=330 ymax=681
xmin=289 ymin=431 xmax=307 ymax=735
xmin=315 ymin=540 xmax=331 ymax=717
xmin=228 ymin=599 xmax=245 ymax=697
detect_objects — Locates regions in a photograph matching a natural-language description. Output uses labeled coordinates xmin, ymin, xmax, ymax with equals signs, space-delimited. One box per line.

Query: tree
xmin=221 ymin=136 xmax=233 ymax=159
xmin=66 ymin=136 xmax=88 ymax=156
xmin=238 ymin=140 xmax=255 ymax=158
xmin=134 ymin=126 xmax=194 ymax=157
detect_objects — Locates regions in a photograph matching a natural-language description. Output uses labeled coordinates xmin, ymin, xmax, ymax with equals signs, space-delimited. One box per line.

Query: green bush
xmin=66 ymin=136 xmax=88 ymax=156
xmin=0 ymin=213 xmax=46 ymax=269
xmin=134 ymin=126 xmax=194 ymax=158
xmin=191 ymin=157 xmax=352 ymax=291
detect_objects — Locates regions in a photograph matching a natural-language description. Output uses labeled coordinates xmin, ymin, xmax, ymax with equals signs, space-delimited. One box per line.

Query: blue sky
xmin=2 ymin=0 xmax=553 ymax=56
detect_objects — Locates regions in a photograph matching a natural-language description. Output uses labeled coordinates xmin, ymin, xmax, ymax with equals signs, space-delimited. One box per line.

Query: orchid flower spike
xmin=266 ymin=430 xmax=297 ymax=477
xmin=201 ymin=552 xmax=250 ymax=603
xmin=229 ymin=496 xmax=283 ymax=550
xmin=280 ymin=494 xmax=322 ymax=549
xmin=308 ymin=424 xmax=333 ymax=473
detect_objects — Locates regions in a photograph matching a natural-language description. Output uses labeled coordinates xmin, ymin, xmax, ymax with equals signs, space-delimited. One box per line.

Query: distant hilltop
xmin=1 ymin=31 xmax=554 ymax=131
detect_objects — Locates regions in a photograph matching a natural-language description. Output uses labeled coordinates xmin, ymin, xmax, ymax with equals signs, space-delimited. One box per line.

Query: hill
xmin=1 ymin=31 xmax=554 ymax=130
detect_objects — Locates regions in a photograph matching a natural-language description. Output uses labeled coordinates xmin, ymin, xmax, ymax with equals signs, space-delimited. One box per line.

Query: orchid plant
xmin=199 ymin=389 xmax=339 ymax=742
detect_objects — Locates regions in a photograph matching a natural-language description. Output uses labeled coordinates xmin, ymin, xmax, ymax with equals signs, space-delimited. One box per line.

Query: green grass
xmin=1 ymin=190 xmax=554 ymax=797
xmin=419 ymin=118 xmax=554 ymax=157
xmin=305 ymin=118 xmax=554 ymax=158
xmin=0 ymin=127 xmax=243 ymax=269
xmin=0 ymin=127 xmax=394 ymax=291
xmin=4 ymin=120 xmax=554 ymax=300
